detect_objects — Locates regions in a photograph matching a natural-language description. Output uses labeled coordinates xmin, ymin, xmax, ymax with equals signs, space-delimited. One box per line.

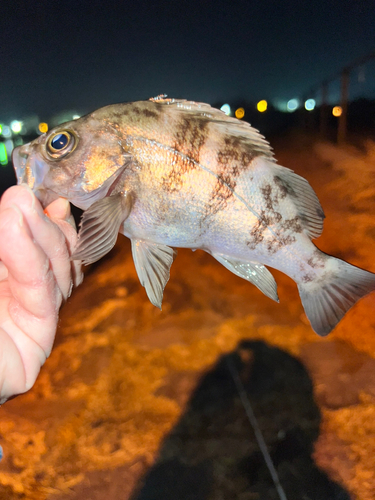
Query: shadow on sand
xmin=131 ymin=340 xmax=350 ymax=500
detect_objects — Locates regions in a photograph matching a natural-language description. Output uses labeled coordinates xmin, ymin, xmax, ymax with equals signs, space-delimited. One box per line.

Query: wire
xmin=226 ymin=357 xmax=288 ymax=500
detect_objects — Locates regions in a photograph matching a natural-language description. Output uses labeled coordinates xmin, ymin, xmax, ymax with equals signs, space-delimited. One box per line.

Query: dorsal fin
xmin=153 ymin=99 xmax=274 ymax=160
xmin=148 ymin=99 xmax=324 ymax=240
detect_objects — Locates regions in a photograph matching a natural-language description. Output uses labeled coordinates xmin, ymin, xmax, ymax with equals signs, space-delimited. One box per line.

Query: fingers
xmin=0 ymin=205 xmax=60 ymax=354
xmin=1 ymin=185 xmax=81 ymax=299
xmin=44 ymin=197 xmax=71 ymax=221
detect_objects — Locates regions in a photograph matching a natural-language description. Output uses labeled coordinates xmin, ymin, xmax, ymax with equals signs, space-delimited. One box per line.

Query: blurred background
xmin=1 ymin=1 xmax=375 ymax=499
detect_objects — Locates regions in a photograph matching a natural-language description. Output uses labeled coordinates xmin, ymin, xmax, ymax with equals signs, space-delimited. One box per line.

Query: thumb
xmin=45 ymin=198 xmax=84 ymax=288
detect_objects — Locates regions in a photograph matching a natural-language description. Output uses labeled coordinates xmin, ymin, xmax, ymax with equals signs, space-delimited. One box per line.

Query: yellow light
xmin=332 ymin=106 xmax=342 ymax=117
xmin=235 ymin=107 xmax=245 ymax=119
xmin=39 ymin=122 xmax=48 ymax=133
xmin=257 ymin=100 xmax=267 ymax=112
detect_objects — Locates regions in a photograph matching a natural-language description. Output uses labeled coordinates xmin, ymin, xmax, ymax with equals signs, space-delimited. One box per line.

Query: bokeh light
xmin=10 ymin=120 xmax=22 ymax=134
xmin=5 ymin=139 xmax=14 ymax=154
xmin=257 ymin=100 xmax=267 ymax=112
xmin=1 ymin=125 xmax=11 ymax=138
xmin=220 ymin=104 xmax=231 ymax=115
xmin=332 ymin=106 xmax=342 ymax=117
xmin=72 ymin=114 xmax=80 ymax=120
xmin=0 ymin=143 xmax=7 ymax=166
xmin=39 ymin=122 xmax=49 ymax=133
xmin=235 ymin=107 xmax=245 ymax=119
xmin=304 ymin=99 xmax=316 ymax=111
xmin=287 ymin=99 xmax=299 ymax=112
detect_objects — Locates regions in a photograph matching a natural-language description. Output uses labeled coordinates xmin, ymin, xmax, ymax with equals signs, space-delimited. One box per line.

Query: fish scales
xmin=12 ymin=98 xmax=375 ymax=336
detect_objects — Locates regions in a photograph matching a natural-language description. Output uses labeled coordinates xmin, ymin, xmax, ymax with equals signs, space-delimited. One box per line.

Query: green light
xmin=0 ymin=124 xmax=3 ymax=135
xmin=0 ymin=142 xmax=8 ymax=166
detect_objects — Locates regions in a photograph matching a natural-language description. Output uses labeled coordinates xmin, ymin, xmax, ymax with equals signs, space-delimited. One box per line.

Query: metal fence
xmin=302 ymin=51 xmax=375 ymax=144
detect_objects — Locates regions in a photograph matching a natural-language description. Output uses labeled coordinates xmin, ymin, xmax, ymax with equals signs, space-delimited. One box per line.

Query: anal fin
xmin=72 ymin=193 xmax=132 ymax=265
xmin=212 ymin=252 xmax=279 ymax=302
xmin=131 ymin=240 xmax=177 ymax=308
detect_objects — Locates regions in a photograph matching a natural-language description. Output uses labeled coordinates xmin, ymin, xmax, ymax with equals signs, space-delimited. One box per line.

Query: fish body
xmin=12 ymin=98 xmax=375 ymax=335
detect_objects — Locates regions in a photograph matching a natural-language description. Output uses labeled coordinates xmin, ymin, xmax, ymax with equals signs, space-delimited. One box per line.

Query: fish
xmin=12 ymin=97 xmax=375 ymax=336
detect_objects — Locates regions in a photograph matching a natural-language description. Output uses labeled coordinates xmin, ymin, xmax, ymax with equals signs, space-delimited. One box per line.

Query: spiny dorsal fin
xmin=154 ymin=99 xmax=274 ymax=160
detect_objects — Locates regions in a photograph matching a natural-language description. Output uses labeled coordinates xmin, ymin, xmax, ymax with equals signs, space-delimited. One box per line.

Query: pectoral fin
xmin=72 ymin=193 xmax=132 ymax=265
xmin=131 ymin=239 xmax=177 ymax=308
xmin=212 ymin=252 xmax=279 ymax=302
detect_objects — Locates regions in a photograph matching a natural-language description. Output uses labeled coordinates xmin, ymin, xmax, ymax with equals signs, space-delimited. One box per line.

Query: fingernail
xmin=20 ymin=183 xmax=36 ymax=208
xmin=20 ymin=183 xmax=45 ymax=218
xmin=46 ymin=198 xmax=71 ymax=221
xmin=60 ymin=198 xmax=71 ymax=220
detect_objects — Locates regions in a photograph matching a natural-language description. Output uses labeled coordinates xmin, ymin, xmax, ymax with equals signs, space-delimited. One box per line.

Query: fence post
xmin=337 ymin=69 xmax=350 ymax=144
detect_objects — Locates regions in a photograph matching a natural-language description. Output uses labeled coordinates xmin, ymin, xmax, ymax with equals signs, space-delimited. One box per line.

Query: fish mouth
xmin=12 ymin=145 xmax=130 ymax=211
xmin=12 ymin=145 xmax=28 ymax=184
xmin=12 ymin=144 xmax=55 ymax=207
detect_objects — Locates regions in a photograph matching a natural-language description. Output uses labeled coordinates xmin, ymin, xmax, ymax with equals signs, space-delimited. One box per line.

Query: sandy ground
xmin=1 ymin=134 xmax=375 ymax=500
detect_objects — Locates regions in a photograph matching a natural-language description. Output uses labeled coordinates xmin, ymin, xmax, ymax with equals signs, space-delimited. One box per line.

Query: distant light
xmin=72 ymin=114 xmax=80 ymax=120
xmin=5 ymin=139 xmax=14 ymax=156
xmin=0 ymin=143 xmax=7 ymax=166
xmin=14 ymin=137 xmax=23 ymax=147
xmin=0 ymin=124 xmax=2 ymax=135
xmin=1 ymin=125 xmax=11 ymax=138
xmin=256 ymin=100 xmax=268 ymax=113
xmin=220 ymin=104 xmax=231 ymax=116
xmin=332 ymin=106 xmax=342 ymax=117
xmin=235 ymin=107 xmax=245 ymax=119
xmin=274 ymin=100 xmax=288 ymax=112
xmin=287 ymin=99 xmax=299 ymax=112
xmin=10 ymin=120 xmax=22 ymax=134
xmin=39 ymin=122 xmax=48 ymax=134
xmin=304 ymin=99 xmax=316 ymax=111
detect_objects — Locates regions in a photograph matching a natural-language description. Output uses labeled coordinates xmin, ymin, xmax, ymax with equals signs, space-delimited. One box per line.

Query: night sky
xmin=1 ymin=0 xmax=375 ymax=122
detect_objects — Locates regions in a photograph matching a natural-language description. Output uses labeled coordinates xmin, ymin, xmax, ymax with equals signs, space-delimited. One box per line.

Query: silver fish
xmin=12 ymin=98 xmax=375 ymax=335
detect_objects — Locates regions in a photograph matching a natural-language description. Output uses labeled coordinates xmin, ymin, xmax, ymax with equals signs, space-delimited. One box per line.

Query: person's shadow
xmin=131 ymin=340 xmax=351 ymax=500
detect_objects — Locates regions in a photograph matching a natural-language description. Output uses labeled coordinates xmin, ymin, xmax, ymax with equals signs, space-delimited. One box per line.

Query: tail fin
xmin=298 ymin=258 xmax=375 ymax=336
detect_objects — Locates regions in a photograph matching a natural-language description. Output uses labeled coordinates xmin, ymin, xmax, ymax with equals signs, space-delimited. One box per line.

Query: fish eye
xmin=46 ymin=130 xmax=76 ymax=159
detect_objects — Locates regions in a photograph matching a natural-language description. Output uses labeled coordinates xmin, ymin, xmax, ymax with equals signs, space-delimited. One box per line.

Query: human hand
xmin=0 ymin=185 xmax=83 ymax=404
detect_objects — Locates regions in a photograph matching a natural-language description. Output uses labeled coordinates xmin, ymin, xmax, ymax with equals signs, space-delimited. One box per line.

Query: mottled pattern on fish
xmin=12 ymin=98 xmax=375 ymax=336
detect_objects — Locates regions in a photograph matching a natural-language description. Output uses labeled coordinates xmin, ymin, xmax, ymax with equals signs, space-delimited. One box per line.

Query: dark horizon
xmin=1 ymin=0 xmax=375 ymax=123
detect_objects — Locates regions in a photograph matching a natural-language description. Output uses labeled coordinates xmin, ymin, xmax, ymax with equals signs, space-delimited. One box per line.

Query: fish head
xmin=12 ymin=114 xmax=131 ymax=210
